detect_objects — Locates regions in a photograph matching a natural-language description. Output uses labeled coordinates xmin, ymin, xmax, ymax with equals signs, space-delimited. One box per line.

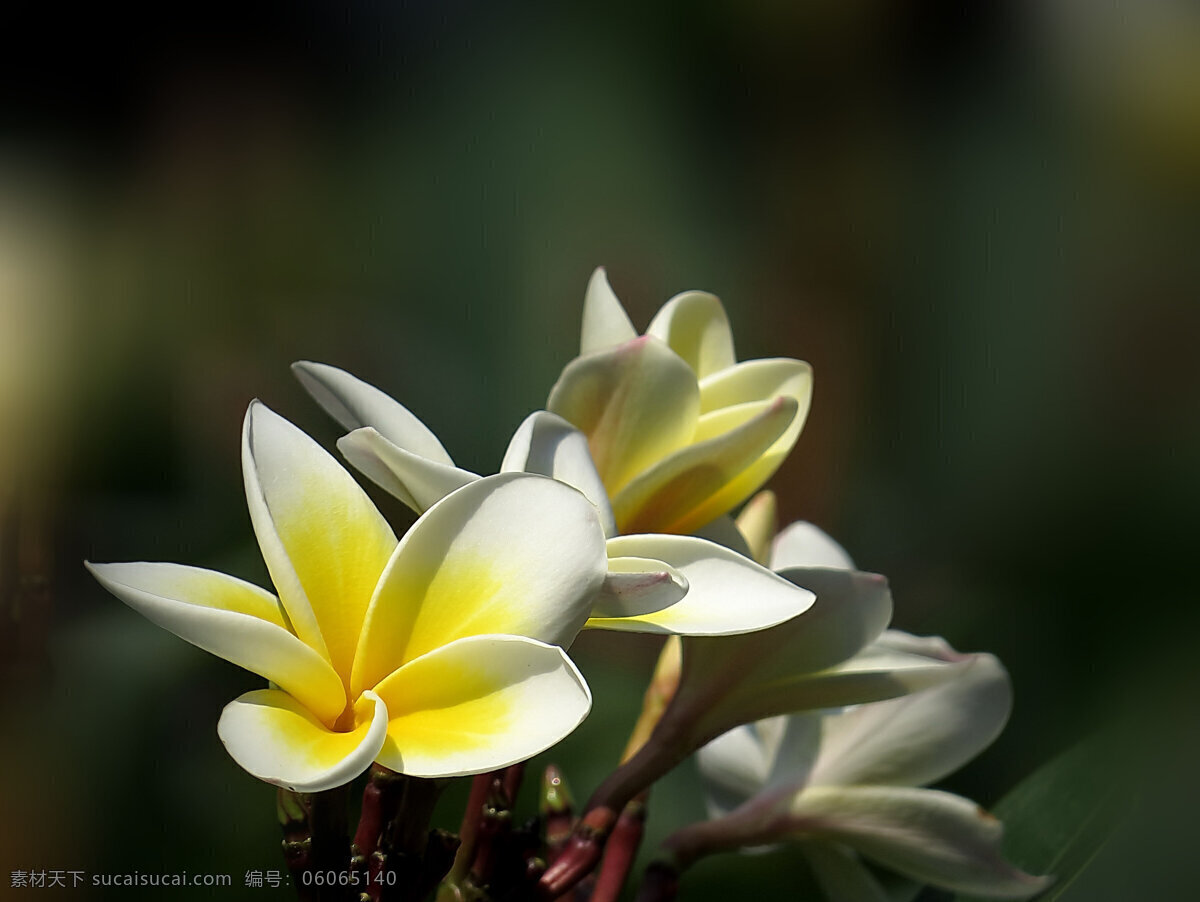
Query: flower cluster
xmin=89 ymin=269 xmax=1045 ymax=900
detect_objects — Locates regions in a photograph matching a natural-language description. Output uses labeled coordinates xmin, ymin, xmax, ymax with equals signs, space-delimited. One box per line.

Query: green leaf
xmin=956 ymin=734 xmax=1128 ymax=902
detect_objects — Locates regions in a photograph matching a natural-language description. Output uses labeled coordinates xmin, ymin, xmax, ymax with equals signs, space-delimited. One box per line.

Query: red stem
xmin=590 ymin=796 xmax=648 ymax=902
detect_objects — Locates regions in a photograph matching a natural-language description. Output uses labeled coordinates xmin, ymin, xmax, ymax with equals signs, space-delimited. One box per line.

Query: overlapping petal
xmin=807 ymin=652 xmax=1011 ymax=789
xmin=372 ymin=635 xmax=591 ymax=778
xmin=667 ymin=568 xmax=893 ymax=746
xmin=592 ymin=534 xmax=814 ymax=635
xmin=86 ymin=561 xmax=346 ymax=725
xmin=611 ymin=396 xmax=798 ymax=535
xmin=772 ymin=521 xmax=856 ymax=571
xmin=547 ymin=336 xmax=700 ymax=496
xmin=351 ymin=473 xmax=608 ymax=694
xmin=591 ymin=557 xmax=689 ymax=619
xmin=501 ymin=410 xmax=616 ymax=536
xmin=646 ymin=290 xmax=737 ymax=379
xmin=242 ymin=401 xmax=396 ymax=680
xmin=338 ymin=426 xmax=479 ymax=513
xmin=291 ymin=360 xmax=456 ymax=464
xmin=787 ymin=786 xmax=1051 ymax=898
xmin=217 ymin=689 xmax=389 ymax=793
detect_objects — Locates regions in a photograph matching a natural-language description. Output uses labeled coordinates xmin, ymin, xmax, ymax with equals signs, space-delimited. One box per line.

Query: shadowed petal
xmin=808 ymin=649 xmax=1011 ymax=789
xmin=292 ymin=361 xmax=455 ymax=464
xmin=591 ymin=534 xmax=814 ymax=635
xmin=787 ymin=786 xmax=1051 ymax=898
xmin=772 ymin=522 xmax=856 ymax=571
xmin=501 ymin=410 xmax=616 ymax=536
xmin=612 ymin=396 xmax=798 ymax=535
xmin=338 ymin=427 xmax=479 ymax=513
xmin=590 ymin=556 xmax=689 ymax=619
xmin=548 ymin=336 xmax=700 ymax=495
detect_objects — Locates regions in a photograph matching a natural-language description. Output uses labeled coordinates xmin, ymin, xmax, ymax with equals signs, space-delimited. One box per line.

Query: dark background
xmin=1 ymin=1 xmax=1197 ymax=898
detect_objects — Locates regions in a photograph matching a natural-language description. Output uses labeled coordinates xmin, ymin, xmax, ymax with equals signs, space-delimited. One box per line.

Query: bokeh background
xmin=2 ymin=1 xmax=1198 ymax=898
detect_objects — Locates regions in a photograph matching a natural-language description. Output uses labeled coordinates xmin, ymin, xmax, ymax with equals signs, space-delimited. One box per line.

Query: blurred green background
xmin=1 ymin=1 xmax=1197 ymax=898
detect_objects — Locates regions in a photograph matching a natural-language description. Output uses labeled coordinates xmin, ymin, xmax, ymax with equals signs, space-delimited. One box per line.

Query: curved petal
xmin=217 ymin=689 xmax=389 ymax=793
xmin=698 ymin=715 xmax=822 ymax=818
xmin=373 ymin=635 xmax=592 ymax=778
xmin=242 ymin=403 xmax=397 ymax=681
xmin=500 ymin=410 xmax=616 ymax=537
xmin=787 ymin=786 xmax=1051 ymax=898
xmin=807 ymin=650 xmax=1012 ymax=789
xmin=735 ymin=490 xmax=778 ymax=566
xmin=580 ymin=267 xmax=638 ymax=354
xmin=87 ymin=562 xmax=346 ymax=725
xmin=547 ymin=336 xmax=700 ymax=496
xmin=338 ymin=427 xmax=479 ymax=513
xmin=692 ymin=515 xmax=753 ymax=557
xmin=591 ymin=534 xmax=814 ymax=635
xmin=291 ymin=361 xmax=455 ymax=464
xmin=802 ymin=841 xmax=893 ymax=902
xmin=699 ymin=357 xmax=812 ymax=415
xmin=612 ymin=396 xmax=798 ymax=535
xmin=772 ymin=522 xmax=856 ymax=571
xmin=590 ymin=557 xmax=689 ymax=619
xmin=646 ymin=290 xmax=736 ymax=379
xmin=352 ymin=474 xmax=607 ymax=694
xmin=696 ymin=722 xmax=779 ymax=817
xmin=668 ymin=569 xmax=892 ymax=744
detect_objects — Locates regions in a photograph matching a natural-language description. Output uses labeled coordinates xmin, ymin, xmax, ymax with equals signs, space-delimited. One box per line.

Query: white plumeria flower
xmin=694 ymin=637 xmax=1049 ymax=900
xmin=88 ymin=402 xmax=611 ymax=793
xmin=686 ymin=519 xmax=1049 ymax=900
xmin=292 ymin=361 xmax=815 ymax=639
xmin=546 ymin=268 xmax=813 ymax=535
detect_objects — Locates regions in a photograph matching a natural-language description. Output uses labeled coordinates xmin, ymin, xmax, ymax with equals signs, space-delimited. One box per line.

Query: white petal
xmin=291 ymin=361 xmax=455 ymax=464
xmin=771 ymin=521 xmax=856 ymax=571
xmin=696 ymin=723 xmax=778 ymax=818
xmin=373 ymin=635 xmax=592 ymax=778
xmin=218 ymin=689 xmax=389 ymax=793
xmin=692 ymin=515 xmax=753 ymax=557
xmin=87 ymin=562 xmax=346 ymax=725
xmin=352 ymin=473 xmax=608 ymax=694
xmin=500 ymin=410 xmax=616 ymax=537
xmin=646 ymin=290 xmax=737 ymax=379
xmin=338 ymin=427 xmax=479 ymax=513
xmin=808 ymin=648 xmax=1011 ymax=789
xmin=698 ymin=715 xmax=822 ymax=818
xmin=241 ymin=402 xmax=397 ymax=680
xmin=590 ymin=557 xmax=689 ymax=619
xmin=592 ymin=534 xmax=814 ymax=636
xmin=669 ymin=569 xmax=892 ymax=743
xmin=580 ymin=267 xmax=638 ymax=354
xmin=788 ymin=786 xmax=1051 ymax=898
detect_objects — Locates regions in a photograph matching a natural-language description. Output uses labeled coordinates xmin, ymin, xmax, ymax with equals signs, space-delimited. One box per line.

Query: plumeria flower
xmin=292 ymin=361 xmax=814 ymax=639
xmin=674 ymin=513 xmax=1049 ymax=899
xmin=690 ymin=637 xmax=1049 ymax=900
xmin=545 ymin=268 xmax=813 ymax=535
xmin=87 ymin=402 xmax=613 ymax=793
